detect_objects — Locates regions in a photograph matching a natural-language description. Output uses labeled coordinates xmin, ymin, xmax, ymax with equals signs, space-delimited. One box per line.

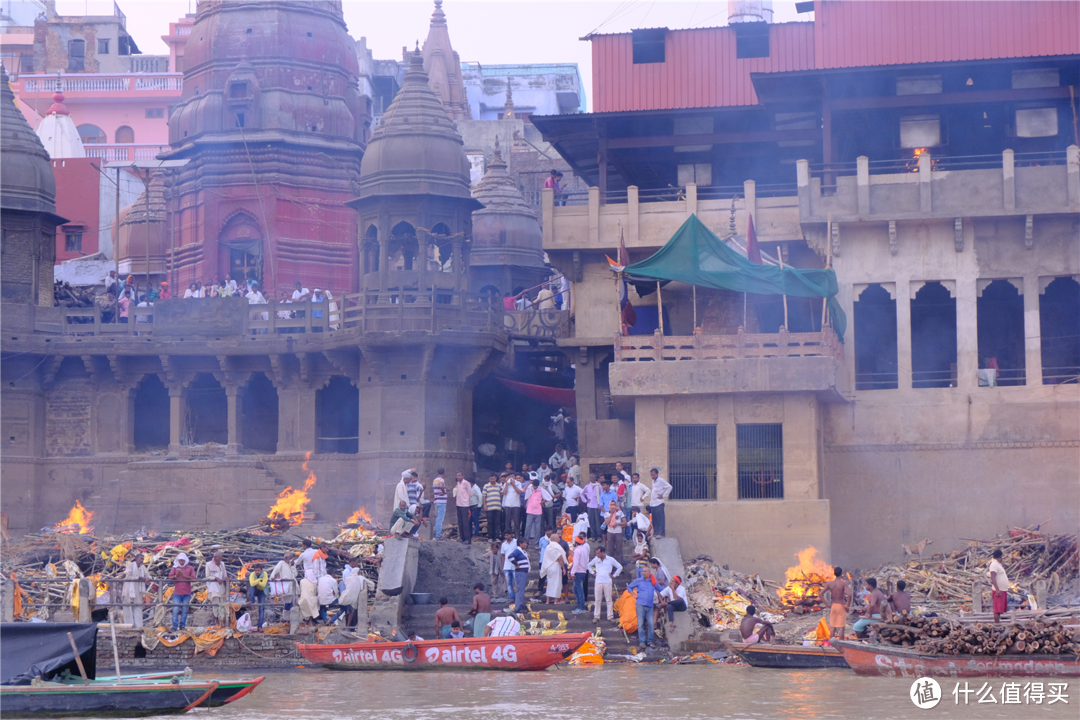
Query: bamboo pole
xmin=692 ymin=284 xmax=697 ymax=329
xmin=778 ymin=249 xmax=789 ymax=330
xmin=656 ymin=281 xmax=664 ymax=335
xmin=822 ymin=212 xmax=832 ymax=330
xmin=67 ymin=632 xmax=89 ymax=685
xmin=109 ymin=620 xmax=123 ymax=684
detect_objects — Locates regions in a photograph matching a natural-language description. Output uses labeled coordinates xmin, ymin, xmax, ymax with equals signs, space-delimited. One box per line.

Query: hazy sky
xmin=56 ymin=1 xmax=810 ymax=111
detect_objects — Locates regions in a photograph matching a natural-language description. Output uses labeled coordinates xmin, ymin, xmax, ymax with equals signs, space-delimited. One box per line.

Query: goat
xmin=901 ymin=538 xmax=933 ymax=557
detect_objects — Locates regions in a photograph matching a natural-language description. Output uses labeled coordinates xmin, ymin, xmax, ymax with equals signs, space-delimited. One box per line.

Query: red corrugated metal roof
xmin=591 ymin=0 xmax=1080 ymax=113
xmin=816 ymin=0 xmax=1079 ymax=68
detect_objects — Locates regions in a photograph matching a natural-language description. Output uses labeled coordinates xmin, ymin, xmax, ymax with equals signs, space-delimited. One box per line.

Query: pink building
xmin=11 ymin=2 xmax=191 ymax=163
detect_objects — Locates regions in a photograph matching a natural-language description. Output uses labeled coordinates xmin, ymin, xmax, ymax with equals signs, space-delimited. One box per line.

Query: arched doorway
xmin=389 ymin=221 xmax=418 ymax=272
xmin=218 ymin=211 xmax=263 ymax=288
xmin=77 ymin=123 xmax=106 ymax=145
xmin=115 ymin=125 xmax=135 ymax=144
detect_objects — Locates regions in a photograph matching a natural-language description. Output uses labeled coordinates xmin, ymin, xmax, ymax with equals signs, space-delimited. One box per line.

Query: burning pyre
xmin=262 ymin=451 xmax=317 ymax=530
xmin=776 ymin=546 xmax=835 ymax=610
xmin=54 ymin=500 xmax=94 ymax=535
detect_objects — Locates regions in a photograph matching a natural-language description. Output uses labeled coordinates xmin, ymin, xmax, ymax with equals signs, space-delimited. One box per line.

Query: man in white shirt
xmin=549 ymin=444 xmax=569 ymax=473
xmin=628 ymin=507 xmax=653 ymax=538
xmin=988 ymin=548 xmax=1010 ymax=622
xmin=588 ymin=546 xmax=623 ymax=623
xmin=484 ymin=614 xmax=522 ymax=637
xmin=630 ymin=473 xmax=651 ymax=514
xmin=394 ymin=470 xmax=415 ymax=519
xmin=499 ymin=532 xmax=519 ymax=610
xmin=567 ymin=457 xmax=580 ymax=485
xmin=205 ymin=551 xmax=228 ymax=626
xmin=292 ymin=281 xmax=311 ymax=303
xmin=316 ymin=573 xmax=340 ymax=625
xmin=502 ymin=474 xmax=523 ymax=538
xmin=648 ymin=467 xmax=673 ymax=537
xmin=659 ymin=575 xmax=689 ymax=630
xmin=536 ymin=283 xmax=556 ymax=310
xmin=562 ymin=476 xmax=582 ymax=523
xmin=295 ymin=539 xmax=320 ymax=583
xmin=536 ymin=461 xmax=553 ymax=483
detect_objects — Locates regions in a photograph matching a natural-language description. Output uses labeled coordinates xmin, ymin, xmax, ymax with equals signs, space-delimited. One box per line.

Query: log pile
xmin=866 ymin=523 xmax=1078 ymax=613
xmin=1 ymin=522 xmax=386 ymax=620
xmin=870 ymin=615 xmax=1080 ymax=656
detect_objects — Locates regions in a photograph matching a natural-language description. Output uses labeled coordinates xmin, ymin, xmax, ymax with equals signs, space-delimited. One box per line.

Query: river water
xmin=170 ymin=666 xmax=1074 ymax=720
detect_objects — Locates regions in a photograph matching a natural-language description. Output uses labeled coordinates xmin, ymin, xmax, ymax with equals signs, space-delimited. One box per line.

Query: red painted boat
xmin=832 ymin=640 xmax=1080 ymax=678
xmin=295 ymin=633 xmax=591 ymax=671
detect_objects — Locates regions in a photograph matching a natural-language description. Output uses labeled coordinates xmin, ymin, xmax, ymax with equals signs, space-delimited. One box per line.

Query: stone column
xmin=1023 ymin=275 xmax=1043 ymax=385
xmin=276 ymin=384 xmax=317 ymax=453
xmin=451 ymin=237 xmax=463 ymax=293
xmin=168 ymin=386 xmax=185 ymax=456
xmin=225 ymin=385 xmax=244 ymax=456
xmin=417 ymin=230 xmax=429 ymax=295
xmin=378 ymin=233 xmax=390 ymax=293
xmin=896 ymin=280 xmax=913 ymax=390
xmin=956 ymin=279 xmax=978 ymax=391
xmin=122 ymin=386 xmax=136 ymax=453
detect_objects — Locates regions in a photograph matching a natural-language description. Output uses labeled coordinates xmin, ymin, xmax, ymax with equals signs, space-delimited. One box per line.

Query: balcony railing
xmin=84 ymin=144 xmax=170 ymax=162
xmin=503 ymin=307 xmax=569 ymax=339
xmin=20 ymin=73 xmax=182 ymax=94
xmin=614 ymin=326 xmax=843 ymax=363
xmin=55 ymin=292 xmax=503 ymax=338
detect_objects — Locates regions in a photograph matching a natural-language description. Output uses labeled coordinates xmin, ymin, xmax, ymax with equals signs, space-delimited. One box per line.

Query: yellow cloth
xmin=110 ymin=542 xmax=132 ymax=564
xmin=614 ymin=589 xmax=638 ymax=634
xmin=249 ymin=571 xmax=268 ymax=590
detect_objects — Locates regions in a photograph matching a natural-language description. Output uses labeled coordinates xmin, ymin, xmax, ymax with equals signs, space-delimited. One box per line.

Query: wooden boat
xmin=723 ymin=635 xmax=849 ymax=669
xmin=66 ymin=671 xmax=264 ymax=707
xmin=296 ymin=633 xmax=591 ymax=671
xmin=832 ymin=639 xmax=1080 ymax=678
xmin=0 ymin=680 xmax=219 ymax=718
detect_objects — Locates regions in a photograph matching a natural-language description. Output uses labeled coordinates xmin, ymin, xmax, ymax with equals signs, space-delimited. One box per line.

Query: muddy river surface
xmin=140 ymin=667 xmax=1078 ymax=719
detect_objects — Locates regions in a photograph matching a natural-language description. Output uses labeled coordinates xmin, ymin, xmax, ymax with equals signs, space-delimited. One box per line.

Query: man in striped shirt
xmin=431 ymin=469 xmax=448 ymax=540
xmin=483 ymin=474 xmax=503 ymax=540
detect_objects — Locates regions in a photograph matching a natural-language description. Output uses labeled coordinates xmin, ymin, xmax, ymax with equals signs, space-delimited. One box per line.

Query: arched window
xmin=362 ymin=225 xmax=379 ymax=274
xmin=389 ymin=221 xmax=417 ymax=272
xmin=430 ymin=222 xmax=453 ymax=272
xmin=77 ymin=124 xmax=106 ymax=145
xmin=114 ymin=125 xmax=134 ymax=144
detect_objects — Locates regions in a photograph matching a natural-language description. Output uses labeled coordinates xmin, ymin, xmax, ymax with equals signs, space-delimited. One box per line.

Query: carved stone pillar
xmin=168 ymin=386 xmax=185 ymax=456
xmin=226 ymin=385 xmax=244 ymax=456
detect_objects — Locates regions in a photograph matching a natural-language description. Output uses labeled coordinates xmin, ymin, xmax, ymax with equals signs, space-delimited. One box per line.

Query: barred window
xmin=737 ymin=424 xmax=784 ymax=499
xmin=668 ymin=424 xmax=716 ymax=500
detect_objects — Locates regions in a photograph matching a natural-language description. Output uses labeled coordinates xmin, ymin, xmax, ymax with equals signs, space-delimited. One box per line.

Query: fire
xmin=266 ymin=451 xmax=317 ymax=525
xmin=907 ymin=147 xmax=936 ymax=172
xmin=776 ymin=546 xmax=834 ymax=606
xmin=55 ymin=500 xmax=94 ymax=535
xmin=347 ymin=506 xmax=373 ymax=524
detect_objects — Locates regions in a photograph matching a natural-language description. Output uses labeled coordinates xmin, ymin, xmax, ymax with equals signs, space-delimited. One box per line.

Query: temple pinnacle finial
xmin=431 ymin=0 xmax=446 ymax=25
xmin=503 ymin=79 xmax=515 ymax=120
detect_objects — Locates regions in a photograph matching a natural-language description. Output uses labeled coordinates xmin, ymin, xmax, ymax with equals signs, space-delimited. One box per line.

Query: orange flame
xmin=908 ymin=147 xmax=936 ymax=173
xmin=347 ymin=506 xmax=373 ymax=524
xmin=266 ymin=451 xmax=317 ymax=525
xmin=776 ymin=546 xmax=834 ymax=606
xmin=55 ymin=500 xmax=94 ymax=535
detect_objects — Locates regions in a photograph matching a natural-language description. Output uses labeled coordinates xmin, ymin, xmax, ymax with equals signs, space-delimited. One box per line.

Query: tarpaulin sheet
xmin=624 ymin=214 xmax=846 ymax=341
xmin=1 ymin=622 xmax=98 ymax=685
xmin=496 ymin=377 xmax=575 ymax=406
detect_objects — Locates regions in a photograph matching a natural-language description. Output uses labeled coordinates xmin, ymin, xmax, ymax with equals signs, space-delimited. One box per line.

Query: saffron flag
xmin=746 ymin=213 xmax=762 ymax=264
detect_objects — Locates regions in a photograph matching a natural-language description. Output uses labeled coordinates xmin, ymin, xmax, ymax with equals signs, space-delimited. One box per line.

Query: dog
xmin=901 ymin=538 xmax=933 ymax=557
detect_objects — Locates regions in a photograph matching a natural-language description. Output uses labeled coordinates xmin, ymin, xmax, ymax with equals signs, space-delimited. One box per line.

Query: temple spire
xmin=421 ymin=0 xmax=472 ymax=121
xmin=503 ymin=79 xmax=515 ymax=120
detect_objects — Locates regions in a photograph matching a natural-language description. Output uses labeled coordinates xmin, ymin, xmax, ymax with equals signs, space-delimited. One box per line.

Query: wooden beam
xmin=606 ymin=128 xmax=820 ymax=149
xmin=831 ymin=85 xmax=1071 ymax=111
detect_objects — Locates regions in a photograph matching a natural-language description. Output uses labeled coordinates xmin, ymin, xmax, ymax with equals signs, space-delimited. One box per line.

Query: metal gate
xmin=668 ymin=424 xmax=717 ymax=500
xmin=736 ymin=424 xmax=784 ymax=499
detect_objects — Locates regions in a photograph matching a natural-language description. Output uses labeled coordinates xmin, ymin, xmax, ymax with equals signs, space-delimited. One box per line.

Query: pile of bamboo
xmin=871 ymin=615 xmax=1079 ymax=656
xmin=1 ymin=523 xmax=384 ymax=619
xmin=867 ymin=523 xmax=1077 ymax=613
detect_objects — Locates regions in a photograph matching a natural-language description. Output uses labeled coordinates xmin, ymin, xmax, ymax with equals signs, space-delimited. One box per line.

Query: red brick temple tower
xmin=163 ymin=0 xmax=368 ymax=296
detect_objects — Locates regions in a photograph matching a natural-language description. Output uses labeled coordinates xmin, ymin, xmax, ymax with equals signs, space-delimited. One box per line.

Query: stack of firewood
xmin=871 ymin=615 xmax=1079 ymax=656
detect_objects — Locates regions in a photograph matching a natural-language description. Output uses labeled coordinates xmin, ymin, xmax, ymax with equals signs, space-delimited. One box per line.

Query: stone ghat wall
xmin=97 ymin=629 xmax=317 ymax=671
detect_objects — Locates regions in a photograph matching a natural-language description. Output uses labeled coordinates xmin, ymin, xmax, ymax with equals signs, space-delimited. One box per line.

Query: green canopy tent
xmin=623 ymin=214 xmax=846 ymax=342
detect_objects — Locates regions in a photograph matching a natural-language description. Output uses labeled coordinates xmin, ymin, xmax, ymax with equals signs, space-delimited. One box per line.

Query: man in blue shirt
xmin=508 ymin=539 xmax=531 ymax=613
xmin=598 ymin=478 xmax=618 ymax=520
xmin=627 ymin=566 xmax=657 ymax=647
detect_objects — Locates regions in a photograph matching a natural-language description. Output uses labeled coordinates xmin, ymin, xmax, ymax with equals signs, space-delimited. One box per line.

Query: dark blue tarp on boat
xmin=1 ymin=622 xmax=98 ymax=685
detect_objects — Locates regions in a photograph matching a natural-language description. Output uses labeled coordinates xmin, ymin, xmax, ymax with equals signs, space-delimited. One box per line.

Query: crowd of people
xmin=387 ymin=457 xmax=681 ymax=649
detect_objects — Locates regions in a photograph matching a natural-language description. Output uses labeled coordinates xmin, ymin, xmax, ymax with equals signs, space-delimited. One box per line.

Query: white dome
xmin=35 ymin=92 xmax=85 ymax=159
